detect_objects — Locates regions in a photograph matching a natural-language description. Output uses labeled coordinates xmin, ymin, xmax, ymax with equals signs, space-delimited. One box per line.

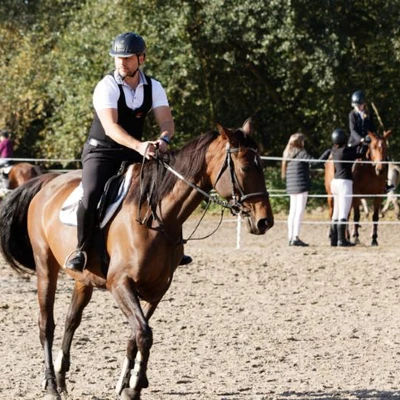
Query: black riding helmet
xmin=109 ymin=32 xmax=146 ymax=57
xmin=351 ymin=90 xmax=365 ymax=106
xmin=332 ymin=128 xmax=347 ymax=145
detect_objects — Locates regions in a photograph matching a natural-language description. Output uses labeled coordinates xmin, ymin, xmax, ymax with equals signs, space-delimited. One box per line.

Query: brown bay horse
xmin=0 ymin=119 xmax=274 ymax=400
xmin=324 ymin=130 xmax=391 ymax=246
xmin=8 ymin=162 xmax=43 ymax=189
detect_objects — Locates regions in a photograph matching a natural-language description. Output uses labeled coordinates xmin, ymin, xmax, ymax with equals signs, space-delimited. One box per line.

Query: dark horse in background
xmin=325 ymin=130 xmax=391 ymax=246
xmin=0 ymin=119 xmax=274 ymax=400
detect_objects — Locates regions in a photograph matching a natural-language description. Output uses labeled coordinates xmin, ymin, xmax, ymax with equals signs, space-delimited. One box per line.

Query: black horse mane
xmin=126 ymin=126 xmax=259 ymax=209
xmin=126 ymin=130 xmax=219 ymax=207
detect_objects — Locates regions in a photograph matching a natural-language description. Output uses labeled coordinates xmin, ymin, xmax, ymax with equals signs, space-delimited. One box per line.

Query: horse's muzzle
xmin=247 ymin=217 xmax=274 ymax=235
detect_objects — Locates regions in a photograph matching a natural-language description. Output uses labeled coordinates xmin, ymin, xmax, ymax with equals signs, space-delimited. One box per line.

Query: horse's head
xmin=367 ymin=130 xmax=391 ymax=176
xmin=207 ymin=118 xmax=274 ymax=235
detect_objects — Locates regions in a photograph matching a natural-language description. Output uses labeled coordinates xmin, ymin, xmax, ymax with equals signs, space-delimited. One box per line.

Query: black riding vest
xmin=88 ymin=73 xmax=153 ymax=146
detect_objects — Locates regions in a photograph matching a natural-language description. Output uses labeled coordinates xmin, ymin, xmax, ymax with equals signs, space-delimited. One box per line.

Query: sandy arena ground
xmin=1 ymin=211 xmax=400 ymax=400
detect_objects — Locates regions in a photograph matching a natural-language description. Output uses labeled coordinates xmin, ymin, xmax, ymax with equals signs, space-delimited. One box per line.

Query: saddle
xmin=59 ymin=162 xmax=134 ymax=227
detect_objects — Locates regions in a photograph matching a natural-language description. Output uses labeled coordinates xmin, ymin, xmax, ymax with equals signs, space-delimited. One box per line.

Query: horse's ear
xmin=384 ymin=129 xmax=392 ymax=139
xmin=242 ymin=118 xmax=253 ymax=136
xmin=216 ymin=123 xmax=239 ymax=147
xmin=217 ymin=123 xmax=231 ymax=140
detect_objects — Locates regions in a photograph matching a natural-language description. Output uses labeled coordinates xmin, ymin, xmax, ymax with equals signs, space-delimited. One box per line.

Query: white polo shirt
xmin=93 ymin=70 xmax=169 ymax=112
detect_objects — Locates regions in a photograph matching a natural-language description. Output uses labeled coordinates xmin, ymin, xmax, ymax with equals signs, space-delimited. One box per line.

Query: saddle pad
xmin=59 ymin=165 xmax=134 ymax=228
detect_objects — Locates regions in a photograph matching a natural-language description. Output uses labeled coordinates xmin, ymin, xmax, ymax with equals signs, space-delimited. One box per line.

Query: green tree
xmin=1 ymin=0 xmax=400 ymax=165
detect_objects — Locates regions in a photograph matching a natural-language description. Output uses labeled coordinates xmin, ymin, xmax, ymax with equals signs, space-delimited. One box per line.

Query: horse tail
xmin=0 ymin=173 xmax=59 ymax=273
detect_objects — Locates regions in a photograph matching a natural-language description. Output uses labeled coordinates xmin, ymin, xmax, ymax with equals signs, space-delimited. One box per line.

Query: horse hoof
xmin=371 ymin=240 xmax=378 ymax=246
xmin=43 ymin=393 xmax=61 ymax=400
xmin=42 ymin=377 xmax=61 ymax=400
xmin=120 ymin=387 xmax=141 ymax=400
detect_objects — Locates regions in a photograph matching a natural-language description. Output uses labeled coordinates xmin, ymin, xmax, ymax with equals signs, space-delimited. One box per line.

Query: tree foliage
xmin=1 ymin=0 xmax=400 ymax=164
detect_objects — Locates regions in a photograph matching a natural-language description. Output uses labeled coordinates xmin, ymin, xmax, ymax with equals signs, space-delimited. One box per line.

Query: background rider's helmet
xmin=0 ymin=130 xmax=9 ymax=139
xmin=351 ymin=90 xmax=365 ymax=106
xmin=109 ymin=32 xmax=146 ymax=58
xmin=331 ymin=128 xmax=347 ymax=145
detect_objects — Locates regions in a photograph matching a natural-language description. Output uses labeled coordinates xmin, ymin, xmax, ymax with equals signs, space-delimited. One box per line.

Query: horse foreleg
xmin=352 ymin=204 xmax=361 ymax=244
xmin=361 ymin=198 xmax=369 ymax=218
xmin=112 ymin=279 xmax=155 ymax=400
xmin=55 ymin=281 xmax=93 ymax=393
xmin=380 ymin=194 xmax=390 ymax=217
xmin=327 ymin=195 xmax=334 ymax=239
xmin=371 ymin=201 xmax=381 ymax=246
xmin=36 ymin=262 xmax=60 ymax=399
xmin=388 ymin=192 xmax=400 ymax=220
xmin=395 ymin=196 xmax=400 ymax=220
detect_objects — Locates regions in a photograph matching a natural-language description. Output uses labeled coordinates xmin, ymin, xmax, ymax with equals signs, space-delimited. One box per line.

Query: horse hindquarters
xmin=0 ymin=173 xmax=58 ymax=272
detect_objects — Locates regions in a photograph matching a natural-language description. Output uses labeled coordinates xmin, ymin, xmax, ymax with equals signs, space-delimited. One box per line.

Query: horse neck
xmin=159 ymin=174 xmax=213 ymax=228
xmin=156 ymin=135 xmax=224 ymax=226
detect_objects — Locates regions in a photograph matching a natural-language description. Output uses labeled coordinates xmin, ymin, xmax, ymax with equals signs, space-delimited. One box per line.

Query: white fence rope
xmin=261 ymin=155 xmax=400 ymax=165
xmin=270 ymin=193 xmax=400 ymax=198
xmin=1 ymin=157 xmax=80 ymax=163
xmin=3 ymin=155 xmax=399 ymax=249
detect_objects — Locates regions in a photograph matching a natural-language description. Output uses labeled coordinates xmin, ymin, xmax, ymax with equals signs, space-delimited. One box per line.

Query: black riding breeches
xmin=80 ymin=142 xmax=142 ymax=212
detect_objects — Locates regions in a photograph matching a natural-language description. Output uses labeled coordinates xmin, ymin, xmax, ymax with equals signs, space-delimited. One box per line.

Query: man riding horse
xmin=65 ymin=32 xmax=191 ymax=271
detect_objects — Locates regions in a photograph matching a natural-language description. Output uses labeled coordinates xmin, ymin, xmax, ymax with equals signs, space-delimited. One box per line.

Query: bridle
xmin=159 ymin=142 xmax=269 ymax=217
xmin=136 ymin=140 xmax=269 ymax=245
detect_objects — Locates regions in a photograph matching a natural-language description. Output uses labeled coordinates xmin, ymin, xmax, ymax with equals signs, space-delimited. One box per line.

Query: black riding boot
xmin=64 ymin=201 xmax=96 ymax=271
xmin=330 ymin=220 xmax=338 ymax=247
xmin=337 ymin=219 xmax=354 ymax=247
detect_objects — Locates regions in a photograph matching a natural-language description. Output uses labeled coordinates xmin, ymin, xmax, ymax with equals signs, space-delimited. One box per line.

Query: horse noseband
xmin=215 ymin=144 xmax=269 ymax=217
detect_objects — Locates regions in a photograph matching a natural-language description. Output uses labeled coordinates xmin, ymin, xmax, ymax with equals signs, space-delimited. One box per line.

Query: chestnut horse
xmin=8 ymin=162 xmax=43 ymax=189
xmin=324 ymin=130 xmax=391 ymax=246
xmin=0 ymin=119 xmax=274 ymax=400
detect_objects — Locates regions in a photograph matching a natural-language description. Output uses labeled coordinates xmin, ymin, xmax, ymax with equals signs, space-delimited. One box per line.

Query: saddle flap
xmin=59 ymin=164 xmax=134 ymax=228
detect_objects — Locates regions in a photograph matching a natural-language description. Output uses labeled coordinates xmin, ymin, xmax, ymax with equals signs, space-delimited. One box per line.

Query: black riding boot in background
xmin=64 ymin=201 xmax=96 ymax=271
xmin=330 ymin=220 xmax=338 ymax=247
xmin=337 ymin=219 xmax=354 ymax=247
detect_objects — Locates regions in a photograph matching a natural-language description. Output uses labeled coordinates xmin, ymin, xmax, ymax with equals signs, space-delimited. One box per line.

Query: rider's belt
xmin=87 ymin=137 xmax=122 ymax=149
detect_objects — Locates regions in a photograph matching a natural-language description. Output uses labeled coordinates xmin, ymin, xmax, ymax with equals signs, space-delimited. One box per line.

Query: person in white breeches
xmin=282 ymin=133 xmax=331 ymax=246
xmin=331 ymin=179 xmax=353 ymax=221
xmin=329 ymin=128 xmax=370 ymax=246
xmin=287 ymin=192 xmax=308 ymax=243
